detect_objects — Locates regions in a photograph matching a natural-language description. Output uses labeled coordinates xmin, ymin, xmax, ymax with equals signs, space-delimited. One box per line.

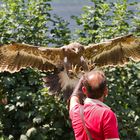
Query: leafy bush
xmin=105 ymin=62 xmax=140 ymax=140
xmin=0 ymin=70 xmax=72 ymax=140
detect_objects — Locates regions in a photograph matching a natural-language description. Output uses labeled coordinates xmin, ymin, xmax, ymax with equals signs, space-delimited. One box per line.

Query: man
xmin=69 ymin=70 xmax=120 ymax=140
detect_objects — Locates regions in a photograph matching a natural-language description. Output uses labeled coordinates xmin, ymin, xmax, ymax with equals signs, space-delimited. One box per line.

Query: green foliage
xmin=0 ymin=0 xmax=71 ymax=46
xmin=132 ymin=1 xmax=140 ymax=36
xmin=73 ymin=0 xmax=138 ymax=44
xmin=49 ymin=15 xmax=71 ymax=47
xmin=0 ymin=70 xmax=72 ymax=140
xmin=105 ymin=62 xmax=140 ymax=140
xmin=0 ymin=0 xmax=51 ymax=45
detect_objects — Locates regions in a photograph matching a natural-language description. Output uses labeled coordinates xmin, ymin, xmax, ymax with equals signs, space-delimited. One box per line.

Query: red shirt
xmin=70 ymin=98 xmax=119 ymax=140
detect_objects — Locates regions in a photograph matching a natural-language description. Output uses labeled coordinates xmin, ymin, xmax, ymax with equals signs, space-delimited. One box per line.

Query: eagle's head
xmin=61 ymin=42 xmax=88 ymax=78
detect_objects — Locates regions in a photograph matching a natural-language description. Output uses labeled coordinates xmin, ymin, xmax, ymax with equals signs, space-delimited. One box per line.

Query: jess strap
xmin=79 ymin=105 xmax=94 ymax=140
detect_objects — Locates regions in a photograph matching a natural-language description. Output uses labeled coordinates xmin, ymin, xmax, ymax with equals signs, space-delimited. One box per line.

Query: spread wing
xmin=83 ymin=34 xmax=140 ymax=67
xmin=1 ymin=35 xmax=139 ymax=99
xmin=0 ymin=43 xmax=64 ymax=73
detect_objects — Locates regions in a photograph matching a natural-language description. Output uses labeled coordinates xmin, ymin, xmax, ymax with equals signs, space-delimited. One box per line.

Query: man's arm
xmin=69 ymin=96 xmax=80 ymax=111
xmin=69 ymin=77 xmax=84 ymax=111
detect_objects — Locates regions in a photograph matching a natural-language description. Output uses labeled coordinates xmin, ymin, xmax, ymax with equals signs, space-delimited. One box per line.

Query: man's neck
xmin=91 ymin=96 xmax=104 ymax=102
xmin=84 ymin=98 xmax=110 ymax=109
xmin=98 ymin=96 xmax=104 ymax=102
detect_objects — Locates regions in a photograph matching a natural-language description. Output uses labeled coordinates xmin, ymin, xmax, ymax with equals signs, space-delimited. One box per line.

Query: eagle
xmin=0 ymin=34 xmax=140 ymax=99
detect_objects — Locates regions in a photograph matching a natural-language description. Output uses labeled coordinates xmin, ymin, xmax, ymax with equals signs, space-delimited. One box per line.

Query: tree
xmin=73 ymin=0 xmax=139 ymax=44
xmin=0 ymin=0 xmax=71 ymax=46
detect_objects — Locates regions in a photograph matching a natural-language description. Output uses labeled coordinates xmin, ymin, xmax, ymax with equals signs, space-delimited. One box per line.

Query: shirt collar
xmin=84 ymin=98 xmax=110 ymax=109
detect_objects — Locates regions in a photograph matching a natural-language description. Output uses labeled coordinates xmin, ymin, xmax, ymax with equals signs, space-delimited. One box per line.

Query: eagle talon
xmin=68 ymin=65 xmax=79 ymax=78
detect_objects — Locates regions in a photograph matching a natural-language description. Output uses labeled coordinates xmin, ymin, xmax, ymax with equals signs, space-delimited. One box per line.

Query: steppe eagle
xmin=0 ymin=34 xmax=140 ymax=99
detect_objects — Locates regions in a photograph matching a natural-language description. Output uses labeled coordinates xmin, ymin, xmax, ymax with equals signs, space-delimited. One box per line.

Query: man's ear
xmin=104 ymin=87 xmax=108 ymax=97
xmin=82 ymin=86 xmax=87 ymax=95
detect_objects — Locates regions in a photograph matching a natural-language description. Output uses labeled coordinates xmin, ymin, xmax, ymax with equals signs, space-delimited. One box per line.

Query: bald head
xmin=82 ymin=70 xmax=107 ymax=99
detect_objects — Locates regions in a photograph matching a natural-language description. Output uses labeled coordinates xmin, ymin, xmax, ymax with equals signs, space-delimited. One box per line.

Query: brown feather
xmin=0 ymin=43 xmax=64 ymax=73
xmin=84 ymin=34 xmax=140 ymax=67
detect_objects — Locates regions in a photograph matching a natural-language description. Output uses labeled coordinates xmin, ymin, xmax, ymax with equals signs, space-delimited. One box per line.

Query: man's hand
xmin=71 ymin=76 xmax=84 ymax=98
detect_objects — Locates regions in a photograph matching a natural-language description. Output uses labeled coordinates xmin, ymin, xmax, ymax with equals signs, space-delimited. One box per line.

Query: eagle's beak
xmin=74 ymin=48 xmax=79 ymax=54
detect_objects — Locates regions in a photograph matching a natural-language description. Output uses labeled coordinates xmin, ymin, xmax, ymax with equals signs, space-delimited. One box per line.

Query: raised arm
xmin=69 ymin=77 xmax=84 ymax=111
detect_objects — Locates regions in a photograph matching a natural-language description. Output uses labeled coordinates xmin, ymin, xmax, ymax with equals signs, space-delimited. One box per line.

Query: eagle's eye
xmin=80 ymin=67 xmax=84 ymax=71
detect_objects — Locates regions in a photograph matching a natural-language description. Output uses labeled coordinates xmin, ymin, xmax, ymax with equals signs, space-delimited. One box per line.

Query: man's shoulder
xmin=84 ymin=101 xmax=111 ymax=112
xmin=102 ymin=107 xmax=117 ymax=121
xmin=70 ymin=103 xmax=81 ymax=111
xmin=84 ymin=102 xmax=115 ymax=118
xmin=84 ymin=98 xmax=110 ymax=109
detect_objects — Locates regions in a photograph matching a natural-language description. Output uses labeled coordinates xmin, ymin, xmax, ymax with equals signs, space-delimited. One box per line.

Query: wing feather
xmin=0 ymin=43 xmax=64 ymax=73
xmin=83 ymin=34 xmax=140 ymax=67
